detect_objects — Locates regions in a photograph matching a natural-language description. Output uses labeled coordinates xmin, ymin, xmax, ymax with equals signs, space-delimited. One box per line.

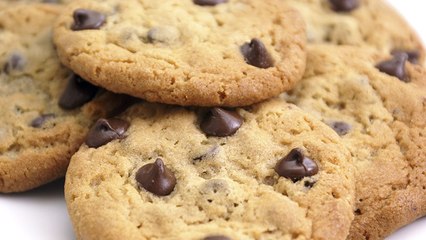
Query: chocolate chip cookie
xmin=0 ymin=4 xmax=132 ymax=193
xmin=65 ymin=98 xmax=355 ymax=240
xmin=1 ymin=0 xmax=67 ymax=4
xmin=284 ymin=44 xmax=426 ymax=239
xmin=53 ymin=0 xmax=307 ymax=107
xmin=285 ymin=0 xmax=424 ymax=64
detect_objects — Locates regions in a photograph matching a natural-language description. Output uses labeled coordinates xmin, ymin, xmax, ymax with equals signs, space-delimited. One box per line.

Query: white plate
xmin=0 ymin=1 xmax=425 ymax=240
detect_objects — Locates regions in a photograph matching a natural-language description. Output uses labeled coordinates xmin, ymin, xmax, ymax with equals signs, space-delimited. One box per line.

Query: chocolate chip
xmin=375 ymin=52 xmax=408 ymax=82
xmin=136 ymin=158 xmax=176 ymax=196
xmin=58 ymin=74 xmax=99 ymax=110
xmin=203 ymin=236 xmax=231 ymax=240
xmin=329 ymin=0 xmax=359 ymax=12
xmin=328 ymin=121 xmax=351 ymax=136
xmin=240 ymin=39 xmax=274 ymax=68
xmin=106 ymin=95 xmax=141 ymax=118
xmin=85 ymin=118 xmax=130 ymax=148
xmin=193 ymin=0 xmax=228 ymax=6
xmin=354 ymin=209 xmax=362 ymax=215
xmin=71 ymin=9 xmax=106 ymax=31
xmin=391 ymin=49 xmax=420 ymax=64
xmin=200 ymin=108 xmax=243 ymax=137
xmin=275 ymin=148 xmax=319 ymax=182
xmin=3 ymin=53 xmax=26 ymax=74
xmin=30 ymin=113 xmax=55 ymax=128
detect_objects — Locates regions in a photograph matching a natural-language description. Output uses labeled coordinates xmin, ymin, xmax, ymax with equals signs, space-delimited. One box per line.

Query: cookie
xmin=0 ymin=4 xmax=132 ymax=193
xmin=53 ymin=0 xmax=307 ymax=107
xmin=65 ymin=99 xmax=355 ymax=240
xmin=284 ymin=0 xmax=425 ymax=64
xmin=1 ymin=0 xmax=67 ymax=4
xmin=283 ymin=44 xmax=426 ymax=239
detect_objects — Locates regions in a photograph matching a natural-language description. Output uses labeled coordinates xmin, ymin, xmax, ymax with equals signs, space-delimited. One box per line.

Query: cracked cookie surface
xmin=284 ymin=44 xmax=426 ymax=239
xmin=65 ymin=98 xmax=354 ymax=240
xmin=0 ymin=4 xmax=130 ymax=192
xmin=53 ymin=0 xmax=306 ymax=107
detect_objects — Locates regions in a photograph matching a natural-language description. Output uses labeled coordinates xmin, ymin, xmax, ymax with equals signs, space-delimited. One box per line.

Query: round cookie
xmin=53 ymin=0 xmax=307 ymax=107
xmin=284 ymin=0 xmax=425 ymax=65
xmin=65 ymin=98 xmax=355 ymax=240
xmin=283 ymin=44 xmax=426 ymax=239
xmin=0 ymin=4 xmax=132 ymax=193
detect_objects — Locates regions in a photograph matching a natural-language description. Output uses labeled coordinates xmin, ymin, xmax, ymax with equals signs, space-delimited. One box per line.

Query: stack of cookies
xmin=0 ymin=0 xmax=425 ymax=239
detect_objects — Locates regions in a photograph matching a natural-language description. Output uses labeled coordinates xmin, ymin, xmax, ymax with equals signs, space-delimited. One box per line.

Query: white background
xmin=1 ymin=1 xmax=426 ymax=240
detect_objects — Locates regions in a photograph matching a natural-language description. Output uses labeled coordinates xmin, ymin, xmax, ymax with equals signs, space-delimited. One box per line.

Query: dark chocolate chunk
xmin=200 ymin=108 xmax=243 ymax=137
xmin=106 ymin=95 xmax=142 ymax=118
xmin=85 ymin=118 xmax=130 ymax=148
xmin=391 ymin=49 xmax=420 ymax=64
xmin=203 ymin=236 xmax=231 ymax=240
xmin=329 ymin=0 xmax=359 ymax=12
xmin=328 ymin=121 xmax=351 ymax=136
xmin=58 ymin=74 xmax=98 ymax=110
xmin=136 ymin=158 xmax=176 ymax=196
xmin=30 ymin=113 xmax=55 ymax=128
xmin=354 ymin=209 xmax=362 ymax=215
xmin=71 ymin=9 xmax=106 ymax=31
xmin=3 ymin=53 xmax=26 ymax=74
xmin=375 ymin=52 xmax=408 ymax=82
xmin=240 ymin=39 xmax=274 ymax=68
xmin=275 ymin=148 xmax=319 ymax=182
xmin=193 ymin=0 xmax=228 ymax=6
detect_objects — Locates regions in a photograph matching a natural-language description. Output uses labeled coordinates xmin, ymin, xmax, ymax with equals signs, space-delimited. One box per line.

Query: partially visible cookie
xmin=284 ymin=44 xmax=426 ymax=239
xmin=285 ymin=0 xmax=425 ymax=64
xmin=54 ymin=0 xmax=307 ymax=107
xmin=65 ymin=99 xmax=355 ymax=240
xmin=1 ymin=0 xmax=67 ymax=4
xmin=0 ymin=4 xmax=132 ymax=193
